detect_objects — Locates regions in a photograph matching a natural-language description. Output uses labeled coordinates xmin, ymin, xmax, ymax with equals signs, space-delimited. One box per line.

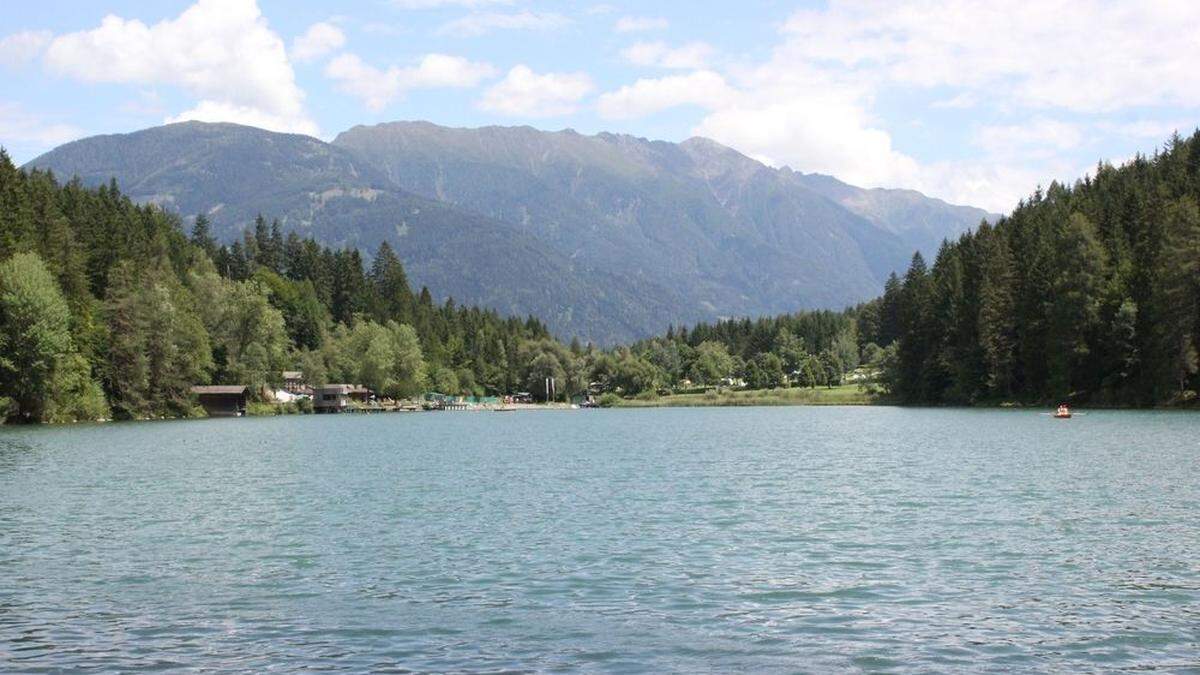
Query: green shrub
xmin=598 ymin=392 xmax=622 ymax=408
xmin=245 ymin=401 xmax=280 ymax=416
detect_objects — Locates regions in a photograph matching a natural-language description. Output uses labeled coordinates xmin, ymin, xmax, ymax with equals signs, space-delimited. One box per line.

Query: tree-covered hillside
xmin=6 ymin=128 xmax=1197 ymax=420
xmin=861 ymin=132 xmax=1200 ymax=406
xmin=28 ymin=120 xmax=990 ymax=343
xmin=0 ymin=150 xmax=582 ymax=422
xmin=611 ymin=131 xmax=1200 ymax=408
xmin=23 ymin=122 xmax=683 ymax=345
xmin=627 ymin=132 xmax=1200 ymax=407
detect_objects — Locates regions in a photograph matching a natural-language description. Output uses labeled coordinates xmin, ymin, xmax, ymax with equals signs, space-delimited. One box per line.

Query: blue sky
xmin=2 ymin=0 xmax=1198 ymax=212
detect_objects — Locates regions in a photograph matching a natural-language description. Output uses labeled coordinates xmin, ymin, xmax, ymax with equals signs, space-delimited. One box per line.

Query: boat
xmin=1054 ymin=404 xmax=1072 ymax=419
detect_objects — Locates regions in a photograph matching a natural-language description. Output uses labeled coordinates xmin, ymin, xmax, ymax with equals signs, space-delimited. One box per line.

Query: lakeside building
xmin=190 ymin=385 xmax=249 ymax=417
xmin=313 ymin=384 xmax=375 ymax=413
xmin=313 ymin=384 xmax=353 ymax=413
xmin=272 ymin=389 xmax=309 ymax=403
xmin=281 ymin=371 xmax=308 ymax=394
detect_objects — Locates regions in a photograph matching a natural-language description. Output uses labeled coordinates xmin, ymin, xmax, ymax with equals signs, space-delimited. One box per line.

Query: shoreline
xmin=609 ymin=384 xmax=880 ymax=408
xmin=3 ymin=393 xmax=1196 ymax=427
xmin=607 ymin=384 xmax=1199 ymax=411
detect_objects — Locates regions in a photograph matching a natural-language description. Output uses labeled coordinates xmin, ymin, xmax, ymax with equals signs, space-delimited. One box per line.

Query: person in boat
xmin=1056 ymin=404 xmax=1071 ymax=417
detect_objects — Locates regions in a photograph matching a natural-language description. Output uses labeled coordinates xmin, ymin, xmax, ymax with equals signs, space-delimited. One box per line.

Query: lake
xmin=1 ymin=407 xmax=1197 ymax=672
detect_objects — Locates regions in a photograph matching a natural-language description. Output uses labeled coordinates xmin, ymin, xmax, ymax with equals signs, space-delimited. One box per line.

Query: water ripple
xmin=1 ymin=407 xmax=1198 ymax=672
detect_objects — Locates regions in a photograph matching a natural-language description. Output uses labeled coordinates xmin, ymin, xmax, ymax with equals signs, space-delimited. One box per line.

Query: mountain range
xmin=25 ymin=121 xmax=995 ymax=344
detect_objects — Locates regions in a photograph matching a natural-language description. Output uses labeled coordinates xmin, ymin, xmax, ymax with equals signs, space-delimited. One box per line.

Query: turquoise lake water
xmin=1 ymin=407 xmax=1198 ymax=672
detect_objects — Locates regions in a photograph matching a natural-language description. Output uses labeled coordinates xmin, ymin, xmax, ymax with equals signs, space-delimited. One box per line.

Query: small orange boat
xmin=1054 ymin=404 xmax=1072 ymax=419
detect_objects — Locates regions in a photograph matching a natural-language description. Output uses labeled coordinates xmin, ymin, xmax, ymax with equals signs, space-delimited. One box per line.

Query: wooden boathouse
xmin=190 ymin=385 xmax=250 ymax=417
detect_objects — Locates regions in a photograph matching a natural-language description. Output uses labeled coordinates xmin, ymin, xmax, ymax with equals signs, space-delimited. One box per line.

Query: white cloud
xmin=40 ymin=0 xmax=316 ymax=135
xmin=915 ymin=161 xmax=1052 ymax=215
xmin=164 ymin=101 xmax=317 ymax=135
xmin=478 ymin=65 xmax=594 ymax=117
xmin=975 ymin=118 xmax=1083 ymax=160
xmin=326 ymin=52 xmax=496 ymax=111
xmin=598 ymin=51 xmax=969 ymax=204
xmin=438 ymin=10 xmax=569 ymax=37
xmin=1099 ymin=119 xmax=1193 ymax=140
xmin=0 ymin=30 xmax=51 ymax=69
xmin=0 ymin=102 xmax=84 ymax=147
xmin=778 ymin=0 xmax=1200 ymax=113
xmin=695 ymin=96 xmax=922 ymax=190
xmin=765 ymin=0 xmax=1200 ymax=209
xmin=597 ymin=71 xmax=734 ymax=120
xmin=592 ymin=0 xmax=1200 ymax=211
xmin=291 ymin=22 xmax=344 ymax=63
xmin=614 ymin=16 xmax=668 ymax=33
xmin=621 ymin=41 xmax=713 ymax=70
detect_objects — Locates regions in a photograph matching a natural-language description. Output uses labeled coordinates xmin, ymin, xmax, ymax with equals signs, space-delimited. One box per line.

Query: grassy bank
xmin=610 ymin=384 xmax=883 ymax=408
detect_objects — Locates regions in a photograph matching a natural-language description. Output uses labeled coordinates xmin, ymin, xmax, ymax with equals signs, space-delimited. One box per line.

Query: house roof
xmin=315 ymin=384 xmax=355 ymax=393
xmin=282 ymin=371 xmax=303 ymax=379
xmin=191 ymin=385 xmax=249 ymax=395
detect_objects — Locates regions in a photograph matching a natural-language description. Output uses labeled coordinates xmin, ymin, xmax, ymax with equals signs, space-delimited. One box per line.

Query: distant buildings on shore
xmin=192 ymin=372 xmax=552 ymax=417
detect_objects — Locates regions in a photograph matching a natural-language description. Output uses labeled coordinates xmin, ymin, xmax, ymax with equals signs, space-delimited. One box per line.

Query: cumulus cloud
xmin=165 ymin=101 xmax=314 ymax=134
xmin=778 ymin=0 xmax=1200 ymax=112
xmin=620 ymin=41 xmax=712 ymax=70
xmin=478 ymin=65 xmax=594 ymax=117
xmin=763 ymin=0 xmax=1200 ymax=208
xmin=597 ymin=71 xmax=734 ymax=120
xmin=696 ymin=95 xmax=922 ymax=189
xmin=614 ymin=16 xmax=668 ymax=32
xmin=326 ymin=52 xmax=496 ymax=111
xmin=39 ymin=0 xmax=316 ymax=135
xmin=0 ymin=30 xmax=51 ymax=68
xmin=438 ymin=10 xmax=569 ymax=37
xmin=594 ymin=0 xmax=1200 ymax=212
xmin=291 ymin=22 xmax=344 ymax=63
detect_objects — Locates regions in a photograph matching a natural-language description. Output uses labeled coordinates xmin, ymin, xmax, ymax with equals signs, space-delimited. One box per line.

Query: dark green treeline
xmin=0 ymin=150 xmax=568 ymax=422
xmin=4 ymin=129 xmax=1197 ymax=419
xmin=866 ymin=131 xmax=1200 ymax=406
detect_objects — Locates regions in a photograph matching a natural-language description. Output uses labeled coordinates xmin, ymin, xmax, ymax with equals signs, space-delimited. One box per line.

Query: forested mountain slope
xmin=28 ymin=121 xmax=991 ymax=343
xmin=622 ymin=131 xmax=1200 ymax=407
xmin=24 ymin=122 xmax=678 ymax=344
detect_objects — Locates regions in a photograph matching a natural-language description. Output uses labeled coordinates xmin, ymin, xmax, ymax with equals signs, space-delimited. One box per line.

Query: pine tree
xmin=1046 ymin=213 xmax=1107 ymax=399
xmin=976 ymin=228 xmax=1016 ymax=398
xmin=191 ymin=213 xmax=218 ymax=260
xmin=897 ymin=252 xmax=932 ymax=401
xmin=1158 ymin=197 xmax=1200 ymax=397
xmin=878 ymin=272 xmax=903 ymax=346
xmin=369 ymin=241 xmax=414 ymax=324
